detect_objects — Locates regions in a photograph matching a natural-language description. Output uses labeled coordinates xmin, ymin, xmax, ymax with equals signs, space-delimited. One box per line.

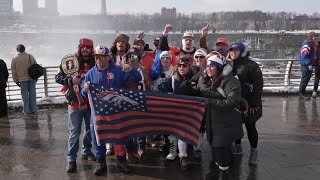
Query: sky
xmin=12 ymin=0 xmax=320 ymax=15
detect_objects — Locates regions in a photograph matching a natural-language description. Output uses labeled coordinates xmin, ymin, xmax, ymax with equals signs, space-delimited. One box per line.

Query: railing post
xmin=43 ymin=67 xmax=49 ymax=97
xmin=284 ymin=60 xmax=293 ymax=87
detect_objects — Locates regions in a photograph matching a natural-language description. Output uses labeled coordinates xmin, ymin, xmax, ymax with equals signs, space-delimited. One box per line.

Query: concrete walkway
xmin=1 ymin=96 xmax=320 ymax=180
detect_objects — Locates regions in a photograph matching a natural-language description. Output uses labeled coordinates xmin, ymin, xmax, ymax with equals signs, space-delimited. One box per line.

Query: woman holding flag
xmin=196 ymin=54 xmax=243 ymax=180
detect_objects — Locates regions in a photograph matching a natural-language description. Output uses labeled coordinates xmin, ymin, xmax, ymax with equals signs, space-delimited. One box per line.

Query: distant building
xmin=45 ymin=0 xmax=59 ymax=16
xmin=0 ymin=0 xmax=13 ymax=14
xmin=161 ymin=7 xmax=177 ymax=18
xmin=23 ymin=0 xmax=38 ymax=15
xmin=101 ymin=0 xmax=107 ymax=15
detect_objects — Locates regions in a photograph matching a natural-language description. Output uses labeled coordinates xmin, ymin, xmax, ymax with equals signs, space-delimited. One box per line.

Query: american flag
xmin=88 ymin=84 xmax=205 ymax=146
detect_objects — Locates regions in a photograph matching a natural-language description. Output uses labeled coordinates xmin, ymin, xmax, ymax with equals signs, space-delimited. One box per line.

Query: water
xmin=0 ymin=31 xmax=305 ymax=67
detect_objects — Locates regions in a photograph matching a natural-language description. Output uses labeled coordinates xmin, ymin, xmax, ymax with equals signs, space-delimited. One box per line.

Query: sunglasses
xmin=195 ymin=55 xmax=205 ymax=59
xmin=178 ymin=64 xmax=188 ymax=68
xmin=95 ymin=55 xmax=105 ymax=61
xmin=129 ymin=54 xmax=139 ymax=60
xmin=161 ymin=56 xmax=171 ymax=60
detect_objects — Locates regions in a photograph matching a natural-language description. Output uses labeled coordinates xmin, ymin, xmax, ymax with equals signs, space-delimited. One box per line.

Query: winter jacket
xmin=81 ymin=61 xmax=142 ymax=96
xmin=233 ymin=56 xmax=263 ymax=123
xmin=197 ymin=75 xmax=244 ymax=147
xmin=158 ymin=65 xmax=202 ymax=96
xmin=0 ymin=59 xmax=9 ymax=88
xmin=300 ymin=40 xmax=317 ymax=66
xmin=55 ymin=55 xmax=94 ymax=108
xmin=11 ymin=52 xmax=37 ymax=83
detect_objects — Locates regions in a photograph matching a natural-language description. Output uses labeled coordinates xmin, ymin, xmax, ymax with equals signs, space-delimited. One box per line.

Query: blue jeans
xmin=299 ymin=65 xmax=312 ymax=95
xmin=20 ymin=80 xmax=37 ymax=113
xmin=67 ymin=107 xmax=92 ymax=162
xmin=90 ymin=117 xmax=106 ymax=160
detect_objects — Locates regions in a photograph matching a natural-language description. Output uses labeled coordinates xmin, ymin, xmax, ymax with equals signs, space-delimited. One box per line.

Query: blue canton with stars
xmin=90 ymin=84 xmax=147 ymax=116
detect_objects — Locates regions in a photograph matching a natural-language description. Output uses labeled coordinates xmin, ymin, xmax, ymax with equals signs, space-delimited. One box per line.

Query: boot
xmin=218 ymin=169 xmax=230 ymax=180
xmin=234 ymin=143 xmax=243 ymax=155
xmin=249 ymin=148 xmax=258 ymax=165
xmin=93 ymin=158 xmax=107 ymax=176
xmin=180 ymin=157 xmax=188 ymax=171
xmin=117 ymin=160 xmax=131 ymax=173
xmin=66 ymin=161 xmax=76 ymax=173
xmin=166 ymin=136 xmax=178 ymax=160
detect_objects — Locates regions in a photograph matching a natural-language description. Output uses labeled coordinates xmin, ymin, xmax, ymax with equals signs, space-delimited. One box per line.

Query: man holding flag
xmin=82 ymin=45 xmax=141 ymax=175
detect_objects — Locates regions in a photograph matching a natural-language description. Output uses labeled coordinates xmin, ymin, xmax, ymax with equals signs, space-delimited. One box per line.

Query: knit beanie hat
xmin=194 ymin=48 xmax=208 ymax=58
xmin=207 ymin=55 xmax=224 ymax=69
xmin=229 ymin=42 xmax=247 ymax=57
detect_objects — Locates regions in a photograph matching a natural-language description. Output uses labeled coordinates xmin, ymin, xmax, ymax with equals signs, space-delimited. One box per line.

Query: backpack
xmin=27 ymin=54 xmax=44 ymax=79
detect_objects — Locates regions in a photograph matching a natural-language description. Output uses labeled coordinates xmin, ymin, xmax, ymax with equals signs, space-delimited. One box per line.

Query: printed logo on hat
xmin=94 ymin=46 xmax=110 ymax=56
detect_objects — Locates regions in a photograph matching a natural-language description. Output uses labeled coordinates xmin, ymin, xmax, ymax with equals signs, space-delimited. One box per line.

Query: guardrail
xmin=5 ymin=59 xmax=316 ymax=102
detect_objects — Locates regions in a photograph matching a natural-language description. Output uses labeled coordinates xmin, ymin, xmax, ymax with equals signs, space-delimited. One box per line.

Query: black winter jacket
xmin=233 ymin=56 xmax=263 ymax=123
xmin=0 ymin=59 xmax=9 ymax=88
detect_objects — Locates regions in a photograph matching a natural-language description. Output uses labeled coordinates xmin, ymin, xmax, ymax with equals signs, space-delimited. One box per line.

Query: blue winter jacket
xmin=81 ymin=61 xmax=142 ymax=96
xmin=299 ymin=40 xmax=316 ymax=66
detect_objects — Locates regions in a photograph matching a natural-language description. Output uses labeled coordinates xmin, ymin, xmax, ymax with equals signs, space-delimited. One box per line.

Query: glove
xmin=308 ymin=65 xmax=313 ymax=71
xmin=72 ymin=75 xmax=82 ymax=85
xmin=158 ymin=82 xmax=169 ymax=92
xmin=16 ymin=82 xmax=21 ymax=87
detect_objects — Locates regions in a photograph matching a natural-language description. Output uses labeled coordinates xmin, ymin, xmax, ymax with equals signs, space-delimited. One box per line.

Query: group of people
xmin=0 ymin=26 xmax=319 ymax=179
xmin=53 ymin=24 xmax=263 ymax=180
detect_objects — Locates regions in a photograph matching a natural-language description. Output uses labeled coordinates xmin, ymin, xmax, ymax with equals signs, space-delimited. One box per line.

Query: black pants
xmin=235 ymin=122 xmax=258 ymax=148
xmin=0 ymin=87 xmax=7 ymax=116
xmin=212 ymin=146 xmax=232 ymax=168
xmin=313 ymin=65 xmax=320 ymax=92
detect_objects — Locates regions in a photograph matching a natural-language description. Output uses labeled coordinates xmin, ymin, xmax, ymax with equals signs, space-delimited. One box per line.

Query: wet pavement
xmin=1 ymin=96 xmax=320 ymax=180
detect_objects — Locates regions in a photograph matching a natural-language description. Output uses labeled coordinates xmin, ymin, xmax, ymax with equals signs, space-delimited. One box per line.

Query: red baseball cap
xmin=216 ymin=37 xmax=229 ymax=45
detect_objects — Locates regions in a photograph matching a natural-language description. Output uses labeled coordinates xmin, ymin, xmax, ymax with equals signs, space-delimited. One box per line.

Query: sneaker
xmin=180 ymin=157 xmax=188 ymax=171
xmin=81 ymin=153 xmax=96 ymax=161
xmin=126 ymin=153 xmax=139 ymax=164
xmin=312 ymin=91 xmax=317 ymax=98
xmin=66 ymin=161 xmax=76 ymax=173
xmin=249 ymin=148 xmax=258 ymax=165
xmin=93 ymin=158 xmax=107 ymax=176
xmin=106 ymin=143 xmax=114 ymax=156
xmin=299 ymin=94 xmax=311 ymax=100
xmin=234 ymin=144 xmax=243 ymax=155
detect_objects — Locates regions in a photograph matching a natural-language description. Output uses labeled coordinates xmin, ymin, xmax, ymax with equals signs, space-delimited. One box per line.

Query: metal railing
xmin=5 ymin=59 xmax=316 ymax=101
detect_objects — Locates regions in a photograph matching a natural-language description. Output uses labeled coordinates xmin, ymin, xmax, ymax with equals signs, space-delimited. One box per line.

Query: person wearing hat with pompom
xmin=196 ymin=54 xmax=243 ymax=180
xmin=82 ymin=45 xmax=142 ymax=175
xmin=55 ymin=38 xmax=96 ymax=173
xmin=229 ymin=42 xmax=263 ymax=165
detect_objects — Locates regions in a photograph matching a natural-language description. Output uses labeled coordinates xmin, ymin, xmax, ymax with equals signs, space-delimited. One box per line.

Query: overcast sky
xmin=13 ymin=0 xmax=320 ymax=15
